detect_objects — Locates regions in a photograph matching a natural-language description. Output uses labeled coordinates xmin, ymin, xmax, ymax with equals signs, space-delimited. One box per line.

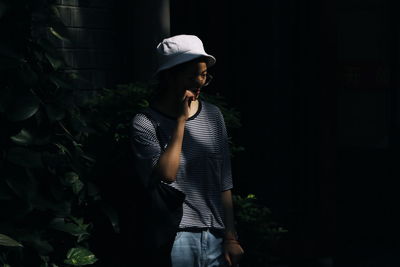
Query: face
xmin=176 ymin=61 xmax=208 ymax=100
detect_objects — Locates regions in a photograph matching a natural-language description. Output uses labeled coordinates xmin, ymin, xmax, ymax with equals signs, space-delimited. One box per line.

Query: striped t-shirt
xmin=131 ymin=100 xmax=233 ymax=230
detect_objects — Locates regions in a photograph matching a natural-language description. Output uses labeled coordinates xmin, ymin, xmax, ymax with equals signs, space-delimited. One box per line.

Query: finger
xmin=182 ymin=96 xmax=189 ymax=106
xmin=224 ymin=253 xmax=232 ymax=266
xmin=185 ymin=89 xmax=196 ymax=98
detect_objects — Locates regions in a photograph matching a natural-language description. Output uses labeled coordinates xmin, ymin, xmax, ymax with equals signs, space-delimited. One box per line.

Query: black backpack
xmin=127 ymin=110 xmax=185 ymax=251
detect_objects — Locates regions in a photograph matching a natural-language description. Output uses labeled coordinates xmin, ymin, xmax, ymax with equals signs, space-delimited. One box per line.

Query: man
xmin=131 ymin=34 xmax=244 ymax=267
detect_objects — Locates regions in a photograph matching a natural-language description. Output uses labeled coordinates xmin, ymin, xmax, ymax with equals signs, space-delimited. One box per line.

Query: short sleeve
xmin=130 ymin=113 xmax=161 ymax=188
xmin=217 ymin=108 xmax=233 ymax=191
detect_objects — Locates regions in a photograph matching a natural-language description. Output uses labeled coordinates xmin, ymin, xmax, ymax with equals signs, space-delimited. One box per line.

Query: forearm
xmin=221 ymin=189 xmax=237 ymax=240
xmin=155 ymin=118 xmax=185 ymax=182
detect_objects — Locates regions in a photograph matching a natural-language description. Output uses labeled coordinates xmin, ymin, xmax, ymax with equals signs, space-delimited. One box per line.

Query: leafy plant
xmin=76 ymin=83 xmax=158 ymax=265
xmin=1 ymin=1 xmax=285 ymax=264
xmin=64 ymin=247 xmax=98 ymax=266
xmin=82 ymin=82 xmax=243 ymax=147
xmin=200 ymin=92 xmax=245 ymax=156
xmin=0 ymin=0 xmax=102 ymax=265
xmin=83 ymin=82 xmax=286 ymax=266
xmin=233 ymin=194 xmax=288 ymax=266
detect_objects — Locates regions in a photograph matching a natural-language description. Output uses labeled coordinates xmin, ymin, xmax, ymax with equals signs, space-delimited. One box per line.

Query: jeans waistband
xmin=178 ymin=227 xmax=224 ymax=237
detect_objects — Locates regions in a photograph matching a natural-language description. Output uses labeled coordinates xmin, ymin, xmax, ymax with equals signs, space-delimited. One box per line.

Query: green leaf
xmin=45 ymin=53 xmax=63 ymax=70
xmin=49 ymin=218 xmax=89 ymax=238
xmin=7 ymin=147 xmax=43 ymax=168
xmin=81 ymin=154 xmax=96 ymax=164
xmin=48 ymin=27 xmax=69 ymax=42
xmin=63 ymin=172 xmax=84 ymax=194
xmin=100 ymin=201 xmax=120 ymax=233
xmin=0 ymin=234 xmax=23 ymax=247
xmin=50 ymin=10 xmax=72 ymax=41
xmin=51 ymin=5 xmax=62 ymax=18
xmin=72 ymin=181 xmax=84 ymax=195
xmin=21 ymin=232 xmax=54 ymax=255
xmin=64 ymin=247 xmax=98 ymax=266
xmin=40 ymin=255 xmax=50 ymax=266
xmin=10 ymin=129 xmax=33 ymax=145
xmin=247 ymin=194 xmax=256 ymax=200
xmin=48 ymin=74 xmax=74 ymax=89
xmin=54 ymin=143 xmax=72 ymax=157
xmin=6 ymin=91 xmax=40 ymax=121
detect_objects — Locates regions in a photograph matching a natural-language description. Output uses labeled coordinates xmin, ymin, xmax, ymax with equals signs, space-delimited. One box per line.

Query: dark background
xmin=54 ymin=0 xmax=400 ymax=265
xmin=169 ymin=0 xmax=400 ymax=266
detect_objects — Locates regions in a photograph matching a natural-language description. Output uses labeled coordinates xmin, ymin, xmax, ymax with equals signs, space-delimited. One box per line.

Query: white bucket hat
xmin=154 ymin=34 xmax=216 ymax=76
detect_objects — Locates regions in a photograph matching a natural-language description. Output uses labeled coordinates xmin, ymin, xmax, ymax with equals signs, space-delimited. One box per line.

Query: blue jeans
xmin=171 ymin=229 xmax=228 ymax=267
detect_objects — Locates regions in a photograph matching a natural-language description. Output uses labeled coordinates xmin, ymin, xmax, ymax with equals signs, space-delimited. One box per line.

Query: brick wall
xmin=51 ymin=0 xmax=170 ymax=95
xmin=53 ymin=0 xmax=119 ymax=92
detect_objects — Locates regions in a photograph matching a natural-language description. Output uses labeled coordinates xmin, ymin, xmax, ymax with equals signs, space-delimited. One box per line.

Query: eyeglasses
xmin=185 ymin=72 xmax=214 ymax=88
xmin=202 ymin=73 xmax=213 ymax=87
xmin=196 ymin=73 xmax=213 ymax=87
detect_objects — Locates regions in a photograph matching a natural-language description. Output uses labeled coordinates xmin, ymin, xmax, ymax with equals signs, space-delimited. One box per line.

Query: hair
xmin=156 ymin=56 xmax=209 ymax=85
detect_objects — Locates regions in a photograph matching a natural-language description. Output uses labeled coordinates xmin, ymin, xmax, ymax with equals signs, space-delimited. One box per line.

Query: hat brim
xmin=154 ymin=52 xmax=216 ymax=77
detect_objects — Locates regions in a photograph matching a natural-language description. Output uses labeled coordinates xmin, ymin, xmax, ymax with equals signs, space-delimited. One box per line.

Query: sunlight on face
xmin=179 ymin=61 xmax=208 ymax=92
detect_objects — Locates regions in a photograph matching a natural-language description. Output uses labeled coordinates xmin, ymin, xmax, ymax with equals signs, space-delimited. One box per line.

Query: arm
xmin=155 ymin=116 xmax=185 ymax=182
xmin=154 ymin=95 xmax=192 ymax=182
xmin=222 ymin=189 xmax=237 ymax=239
xmin=222 ymin=189 xmax=244 ymax=266
xmin=218 ymin=106 xmax=244 ymax=266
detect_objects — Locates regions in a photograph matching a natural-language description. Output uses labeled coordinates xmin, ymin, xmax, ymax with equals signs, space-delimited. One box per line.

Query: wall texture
xmin=53 ymin=0 xmax=171 ymax=94
xmin=54 ymin=0 xmax=118 ymax=93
